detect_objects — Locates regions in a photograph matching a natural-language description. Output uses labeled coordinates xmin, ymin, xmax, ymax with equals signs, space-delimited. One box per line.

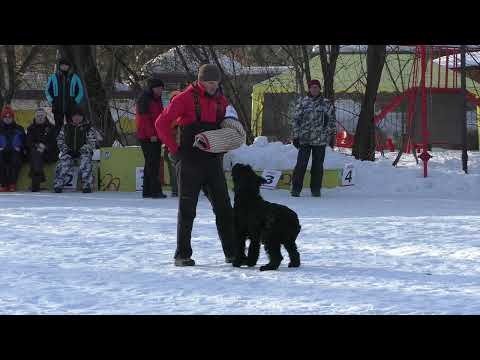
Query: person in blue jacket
xmin=45 ymin=58 xmax=84 ymax=134
xmin=0 ymin=106 xmax=25 ymax=192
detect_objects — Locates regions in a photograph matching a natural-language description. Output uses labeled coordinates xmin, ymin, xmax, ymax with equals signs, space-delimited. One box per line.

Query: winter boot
xmin=54 ymin=187 xmax=63 ymax=193
xmin=311 ymin=191 xmax=321 ymax=197
xmin=31 ymin=177 xmax=41 ymax=192
xmin=151 ymin=192 xmax=167 ymax=199
xmin=8 ymin=184 xmax=16 ymax=192
xmin=291 ymin=191 xmax=300 ymax=197
xmin=82 ymin=185 xmax=92 ymax=194
xmin=174 ymin=258 xmax=195 ymax=267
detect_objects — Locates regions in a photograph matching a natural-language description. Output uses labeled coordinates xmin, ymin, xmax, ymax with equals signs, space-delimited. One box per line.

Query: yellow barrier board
xmin=16 ymin=161 xmax=98 ymax=192
xmin=224 ymin=169 xmax=341 ymax=190
xmin=98 ymin=147 xmax=341 ymax=192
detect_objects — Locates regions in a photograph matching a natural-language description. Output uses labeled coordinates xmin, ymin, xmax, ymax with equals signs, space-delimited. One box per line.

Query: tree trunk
xmin=352 ymin=45 xmax=386 ymax=161
xmin=301 ymin=45 xmax=312 ymax=84
xmin=58 ymin=45 xmax=116 ymax=146
xmin=5 ymin=45 xmax=16 ymax=104
xmin=319 ymin=45 xmax=340 ymax=101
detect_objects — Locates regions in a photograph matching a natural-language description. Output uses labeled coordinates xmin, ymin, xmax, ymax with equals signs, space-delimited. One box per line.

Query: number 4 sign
xmin=260 ymin=169 xmax=282 ymax=190
xmin=341 ymin=164 xmax=355 ymax=186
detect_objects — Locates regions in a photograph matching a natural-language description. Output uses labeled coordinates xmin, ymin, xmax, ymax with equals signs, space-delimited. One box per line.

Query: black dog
xmin=231 ymin=163 xmax=301 ymax=271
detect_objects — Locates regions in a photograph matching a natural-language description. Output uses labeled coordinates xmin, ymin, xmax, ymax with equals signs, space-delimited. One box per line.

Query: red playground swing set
xmin=336 ymin=45 xmax=480 ymax=177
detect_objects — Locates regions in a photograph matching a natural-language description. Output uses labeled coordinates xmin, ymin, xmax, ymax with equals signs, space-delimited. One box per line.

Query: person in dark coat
xmin=135 ymin=77 xmax=167 ymax=199
xmin=155 ymin=64 xmax=237 ymax=267
xmin=45 ymin=58 xmax=84 ymax=134
xmin=25 ymin=108 xmax=58 ymax=192
xmin=0 ymin=106 xmax=25 ymax=192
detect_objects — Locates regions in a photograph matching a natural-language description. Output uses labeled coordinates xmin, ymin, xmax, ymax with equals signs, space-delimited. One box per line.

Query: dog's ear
xmin=257 ymin=175 xmax=268 ymax=185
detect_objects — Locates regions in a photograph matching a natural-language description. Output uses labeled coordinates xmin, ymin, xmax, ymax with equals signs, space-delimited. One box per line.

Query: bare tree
xmin=318 ymin=45 xmax=340 ymax=101
xmin=0 ymin=45 xmax=43 ymax=109
xmin=352 ymin=45 xmax=387 ymax=161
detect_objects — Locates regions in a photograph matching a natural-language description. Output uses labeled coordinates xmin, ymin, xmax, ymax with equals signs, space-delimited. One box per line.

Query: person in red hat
xmin=290 ymin=79 xmax=336 ymax=198
xmin=0 ymin=106 xmax=26 ymax=192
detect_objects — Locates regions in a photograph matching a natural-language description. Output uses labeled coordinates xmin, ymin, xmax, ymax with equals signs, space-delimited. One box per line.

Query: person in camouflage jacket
xmin=290 ymin=79 xmax=336 ymax=197
xmin=53 ymin=107 xmax=97 ymax=193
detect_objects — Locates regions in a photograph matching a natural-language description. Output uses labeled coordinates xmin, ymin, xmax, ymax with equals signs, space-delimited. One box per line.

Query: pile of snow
xmin=224 ymin=136 xmax=350 ymax=171
xmin=224 ymin=137 xmax=480 ymax=199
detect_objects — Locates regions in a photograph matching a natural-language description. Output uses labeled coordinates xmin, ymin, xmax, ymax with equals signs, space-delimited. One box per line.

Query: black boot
xmin=82 ymin=185 xmax=92 ymax=193
xmin=174 ymin=258 xmax=195 ymax=267
xmin=31 ymin=177 xmax=41 ymax=192
xmin=54 ymin=187 xmax=63 ymax=193
xmin=151 ymin=192 xmax=167 ymax=199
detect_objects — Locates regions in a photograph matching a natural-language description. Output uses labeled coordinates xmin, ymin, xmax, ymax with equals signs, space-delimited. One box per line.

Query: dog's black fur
xmin=231 ymin=163 xmax=301 ymax=271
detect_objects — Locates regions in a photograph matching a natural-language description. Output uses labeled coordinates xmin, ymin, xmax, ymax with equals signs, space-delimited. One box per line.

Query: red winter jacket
xmin=155 ymin=82 xmax=228 ymax=154
xmin=135 ymin=91 xmax=164 ymax=141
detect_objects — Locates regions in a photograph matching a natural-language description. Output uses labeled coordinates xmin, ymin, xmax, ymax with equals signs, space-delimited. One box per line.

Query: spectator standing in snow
xmin=135 ymin=76 xmax=167 ymax=199
xmin=155 ymin=64 xmax=245 ymax=267
xmin=291 ymin=79 xmax=336 ymax=198
xmin=0 ymin=106 xmax=25 ymax=192
xmin=25 ymin=108 xmax=58 ymax=192
xmin=45 ymin=58 xmax=84 ymax=135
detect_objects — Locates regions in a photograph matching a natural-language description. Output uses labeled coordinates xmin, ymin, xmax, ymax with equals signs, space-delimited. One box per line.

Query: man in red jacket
xmin=136 ymin=77 xmax=167 ymax=199
xmin=156 ymin=64 xmax=237 ymax=267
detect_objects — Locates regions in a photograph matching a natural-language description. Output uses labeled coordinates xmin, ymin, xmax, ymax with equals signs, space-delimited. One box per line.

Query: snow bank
xmin=224 ymin=137 xmax=480 ymax=199
xmin=223 ymin=136 xmax=350 ymax=171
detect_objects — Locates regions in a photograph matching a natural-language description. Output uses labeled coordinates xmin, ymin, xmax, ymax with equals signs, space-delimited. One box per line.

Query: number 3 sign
xmin=260 ymin=169 xmax=282 ymax=190
xmin=341 ymin=164 xmax=355 ymax=186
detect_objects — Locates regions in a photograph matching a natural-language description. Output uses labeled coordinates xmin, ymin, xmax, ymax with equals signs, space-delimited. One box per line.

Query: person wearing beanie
xmin=290 ymin=79 xmax=336 ymax=198
xmin=0 ymin=106 xmax=25 ymax=192
xmin=135 ymin=76 xmax=167 ymax=199
xmin=53 ymin=106 xmax=97 ymax=194
xmin=25 ymin=108 xmax=58 ymax=191
xmin=155 ymin=64 xmax=241 ymax=267
xmin=45 ymin=57 xmax=84 ymax=134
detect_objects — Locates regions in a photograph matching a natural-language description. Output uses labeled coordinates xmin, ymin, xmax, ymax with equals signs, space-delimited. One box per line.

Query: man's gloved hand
xmin=329 ymin=136 xmax=336 ymax=149
xmin=36 ymin=143 xmax=46 ymax=153
xmin=292 ymin=138 xmax=300 ymax=149
xmin=193 ymin=136 xmax=208 ymax=151
xmin=168 ymin=147 xmax=183 ymax=165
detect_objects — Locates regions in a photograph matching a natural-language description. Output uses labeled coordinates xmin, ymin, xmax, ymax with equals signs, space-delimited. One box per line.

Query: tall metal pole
xmin=461 ymin=45 xmax=469 ymax=174
xmin=419 ymin=45 xmax=432 ymax=177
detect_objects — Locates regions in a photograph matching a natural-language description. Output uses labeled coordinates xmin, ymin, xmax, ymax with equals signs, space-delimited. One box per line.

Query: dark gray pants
xmin=140 ymin=141 xmax=163 ymax=197
xmin=292 ymin=145 xmax=326 ymax=194
xmin=0 ymin=149 xmax=22 ymax=186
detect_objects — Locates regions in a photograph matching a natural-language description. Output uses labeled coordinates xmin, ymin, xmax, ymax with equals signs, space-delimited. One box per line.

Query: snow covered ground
xmin=1 ymin=149 xmax=480 ymax=314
